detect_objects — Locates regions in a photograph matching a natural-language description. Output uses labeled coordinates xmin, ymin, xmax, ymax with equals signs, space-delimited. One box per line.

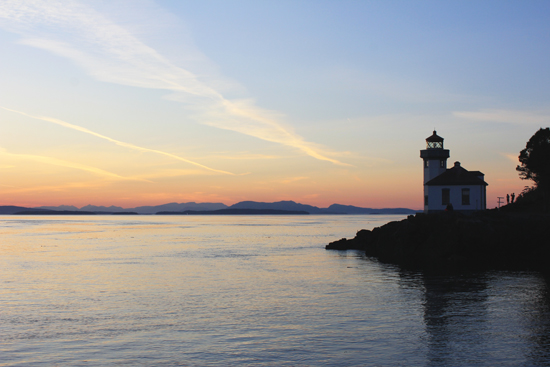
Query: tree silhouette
xmin=516 ymin=128 xmax=550 ymax=212
xmin=517 ymin=128 xmax=550 ymax=191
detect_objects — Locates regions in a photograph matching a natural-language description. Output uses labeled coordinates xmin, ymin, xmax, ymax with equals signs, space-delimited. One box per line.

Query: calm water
xmin=1 ymin=214 xmax=549 ymax=366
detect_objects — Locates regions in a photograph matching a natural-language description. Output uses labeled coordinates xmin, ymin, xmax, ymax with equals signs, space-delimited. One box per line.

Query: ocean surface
xmin=1 ymin=214 xmax=549 ymax=366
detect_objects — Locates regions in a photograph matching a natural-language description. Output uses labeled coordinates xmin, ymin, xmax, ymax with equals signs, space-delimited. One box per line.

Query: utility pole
xmin=497 ymin=196 xmax=504 ymax=208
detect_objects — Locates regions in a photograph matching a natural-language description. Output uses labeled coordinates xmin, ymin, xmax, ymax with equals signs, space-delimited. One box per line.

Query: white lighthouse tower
xmin=420 ymin=131 xmax=449 ymax=184
xmin=420 ymin=131 xmax=450 ymax=212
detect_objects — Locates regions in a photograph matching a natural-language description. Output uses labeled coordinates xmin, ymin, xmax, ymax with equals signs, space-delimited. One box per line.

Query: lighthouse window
xmin=424 ymin=195 xmax=428 ymax=205
xmin=440 ymin=160 xmax=445 ymax=168
xmin=427 ymin=142 xmax=443 ymax=149
xmin=462 ymin=188 xmax=470 ymax=205
xmin=424 ymin=160 xmax=429 ymax=168
xmin=442 ymin=189 xmax=450 ymax=205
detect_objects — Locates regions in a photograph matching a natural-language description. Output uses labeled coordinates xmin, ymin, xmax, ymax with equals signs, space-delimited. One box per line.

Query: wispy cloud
xmin=132 ymin=168 xmax=223 ymax=181
xmin=1 ymin=107 xmax=236 ymax=175
xmin=0 ymin=180 xmax=112 ymax=194
xmin=0 ymin=147 xmax=140 ymax=181
xmin=207 ymin=152 xmax=282 ymax=160
xmin=453 ymin=109 xmax=550 ymax=125
xmin=0 ymin=0 xmax=349 ymax=166
xmin=501 ymin=152 xmax=519 ymax=164
xmin=280 ymin=176 xmax=309 ymax=184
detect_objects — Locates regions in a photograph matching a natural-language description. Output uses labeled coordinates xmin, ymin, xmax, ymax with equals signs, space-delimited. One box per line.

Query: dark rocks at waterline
xmin=326 ymin=211 xmax=550 ymax=272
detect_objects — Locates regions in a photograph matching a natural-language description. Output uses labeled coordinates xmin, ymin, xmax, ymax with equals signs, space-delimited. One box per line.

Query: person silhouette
xmin=506 ymin=194 xmax=510 ymax=204
xmin=511 ymin=193 xmax=515 ymax=203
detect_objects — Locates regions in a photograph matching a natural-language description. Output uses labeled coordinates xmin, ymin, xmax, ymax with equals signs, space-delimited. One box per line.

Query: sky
xmin=0 ymin=0 xmax=549 ymax=209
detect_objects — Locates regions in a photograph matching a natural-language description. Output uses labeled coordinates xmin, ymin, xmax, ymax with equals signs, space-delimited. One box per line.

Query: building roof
xmin=426 ymin=130 xmax=444 ymax=142
xmin=426 ymin=161 xmax=488 ymax=186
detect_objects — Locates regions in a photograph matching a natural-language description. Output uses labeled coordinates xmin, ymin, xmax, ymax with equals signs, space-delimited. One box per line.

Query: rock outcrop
xmin=327 ymin=211 xmax=550 ymax=272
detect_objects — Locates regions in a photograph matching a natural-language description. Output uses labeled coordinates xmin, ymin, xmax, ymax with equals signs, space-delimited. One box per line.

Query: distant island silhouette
xmin=157 ymin=209 xmax=309 ymax=215
xmin=13 ymin=210 xmax=97 ymax=215
xmin=0 ymin=201 xmax=418 ymax=215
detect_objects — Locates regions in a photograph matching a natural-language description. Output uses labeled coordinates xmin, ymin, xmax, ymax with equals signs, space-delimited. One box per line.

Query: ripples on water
xmin=1 ymin=215 xmax=549 ymax=366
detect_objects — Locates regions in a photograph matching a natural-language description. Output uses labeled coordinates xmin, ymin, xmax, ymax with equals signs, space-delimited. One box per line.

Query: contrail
xmin=0 ymin=149 xmax=140 ymax=181
xmin=0 ymin=0 xmax=350 ymax=166
xmin=1 ymin=107 xmax=236 ymax=175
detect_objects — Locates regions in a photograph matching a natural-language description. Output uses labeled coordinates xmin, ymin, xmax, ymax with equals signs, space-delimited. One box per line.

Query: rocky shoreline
xmin=326 ymin=211 xmax=550 ymax=272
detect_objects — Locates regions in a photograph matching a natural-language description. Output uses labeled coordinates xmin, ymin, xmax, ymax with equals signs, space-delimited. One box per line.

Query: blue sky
xmin=0 ymin=0 xmax=549 ymax=208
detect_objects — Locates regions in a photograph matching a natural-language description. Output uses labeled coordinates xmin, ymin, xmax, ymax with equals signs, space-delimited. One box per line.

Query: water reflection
xmin=396 ymin=270 xmax=550 ymax=366
xmin=421 ymin=274 xmax=490 ymax=366
xmin=525 ymin=273 xmax=550 ymax=365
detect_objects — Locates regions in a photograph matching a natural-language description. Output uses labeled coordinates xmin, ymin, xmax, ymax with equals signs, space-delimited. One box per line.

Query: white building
xmin=420 ymin=131 xmax=487 ymax=213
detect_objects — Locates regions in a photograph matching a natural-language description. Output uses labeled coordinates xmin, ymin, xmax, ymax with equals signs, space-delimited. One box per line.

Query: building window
xmin=442 ymin=188 xmax=450 ymax=205
xmin=425 ymin=195 xmax=428 ymax=206
xmin=440 ymin=160 xmax=445 ymax=168
xmin=424 ymin=160 xmax=429 ymax=168
xmin=462 ymin=188 xmax=470 ymax=205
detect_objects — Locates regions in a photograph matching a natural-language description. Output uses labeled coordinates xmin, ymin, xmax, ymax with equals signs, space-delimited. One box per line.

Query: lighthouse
xmin=420 ymin=131 xmax=487 ymax=213
xmin=420 ymin=131 xmax=450 ymax=184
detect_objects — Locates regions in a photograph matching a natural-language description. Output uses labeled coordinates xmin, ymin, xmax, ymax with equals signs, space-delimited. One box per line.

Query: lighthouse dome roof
xmin=426 ymin=130 xmax=443 ymax=142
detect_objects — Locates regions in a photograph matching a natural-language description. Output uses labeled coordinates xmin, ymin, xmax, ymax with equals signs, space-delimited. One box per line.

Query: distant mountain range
xmin=0 ymin=205 xmax=38 ymax=214
xmin=228 ymin=201 xmax=416 ymax=214
xmin=32 ymin=202 xmax=227 ymax=214
xmin=0 ymin=201 xmax=419 ymax=215
xmin=157 ymin=208 xmax=310 ymax=215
